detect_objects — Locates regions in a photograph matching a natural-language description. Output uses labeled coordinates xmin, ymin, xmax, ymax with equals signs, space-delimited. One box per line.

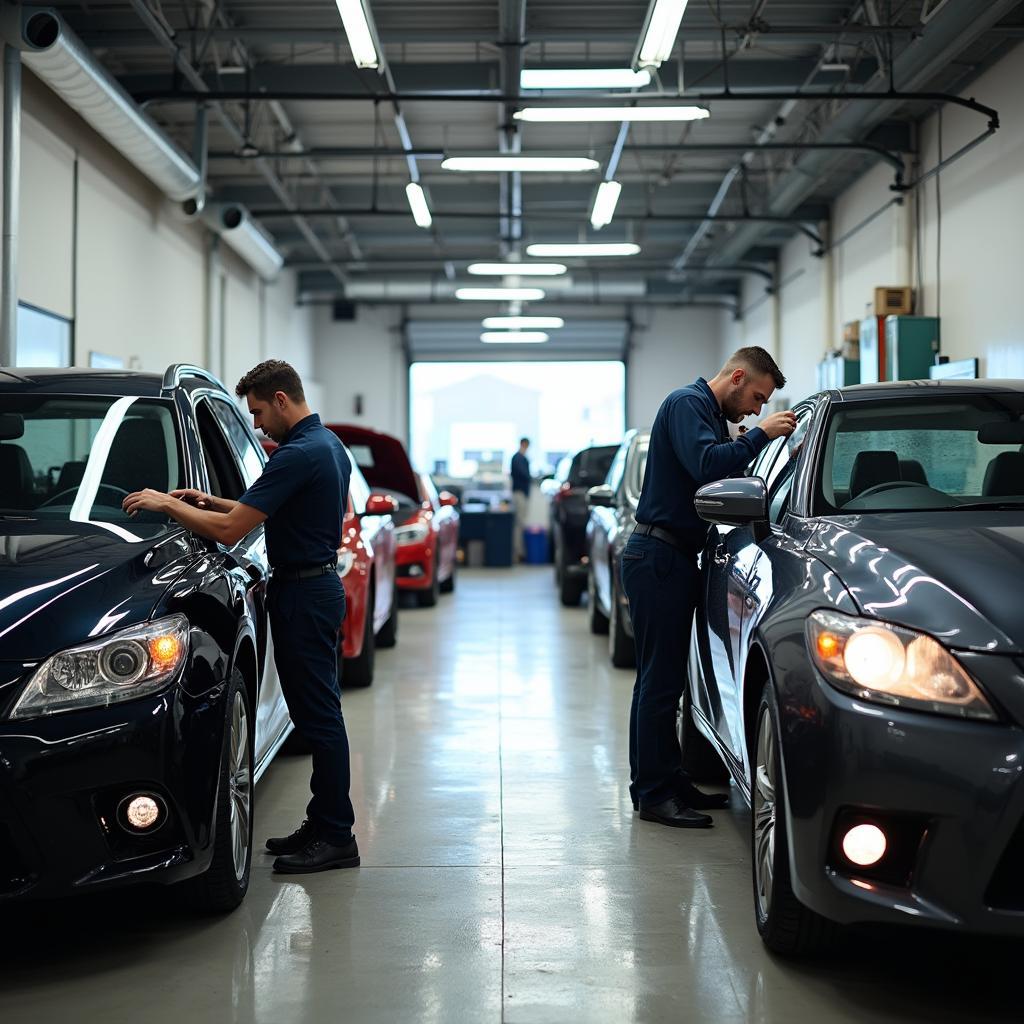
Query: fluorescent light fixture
xmin=442 ymin=155 xmax=600 ymax=172
xmin=526 ymin=243 xmax=640 ymax=257
xmin=514 ymin=106 xmax=708 ymax=123
xmin=590 ymin=181 xmax=622 ymax=229
xmin=468 ymin=263 xmax=566 ymax=276
xmin=520 ymin=68 xmax=653 ymax=90
xmin=636 ymin=0 xmax=690 ymax=69
xmin=482 ymin=316 xmax=565 ymax=329
xmin=481 ymin=332 xmax=549 ymax=344
xmin=405 ymin=182 xmax=432 ymax=228
xmin=336 ymin=0 xmax=379 ymax=69
xmin=456 ymin=287 xmax=546 ymax=301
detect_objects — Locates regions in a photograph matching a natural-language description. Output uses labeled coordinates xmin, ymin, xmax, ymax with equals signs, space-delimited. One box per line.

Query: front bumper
xmin=396 ymin=540 xmax=434 ymax=590
xmin=0 ymin=678 xmax=227 ymax=901
xmin=780 ymin=660 xmax=1024 ymax=935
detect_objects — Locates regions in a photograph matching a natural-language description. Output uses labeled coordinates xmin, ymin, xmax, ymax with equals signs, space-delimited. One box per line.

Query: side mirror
xmin=364 ymin=493 xmax=398 ymax=516
xmin=587 ymin=484 xmax=615 ymax=508
xmin=695 ymin=478 xmax=769 ymax=540
xmin=439 ymin=491 xmax=459 ymax=508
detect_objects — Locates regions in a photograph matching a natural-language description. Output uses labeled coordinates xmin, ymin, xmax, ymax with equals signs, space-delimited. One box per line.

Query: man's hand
xmin=171 ymin=488 xmax=214 ymax=510
xmin=760 ymin=411 xmax=798 ymax=440
xmin=123 ymin=489 xmax=171 ymax=516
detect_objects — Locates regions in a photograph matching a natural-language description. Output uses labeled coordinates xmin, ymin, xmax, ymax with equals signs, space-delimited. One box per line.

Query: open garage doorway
xmin=409 ymin=361 xmax=625 ymax=484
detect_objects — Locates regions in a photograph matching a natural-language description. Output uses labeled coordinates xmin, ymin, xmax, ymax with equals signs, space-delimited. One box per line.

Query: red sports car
xmin=261 ymin=438 xmax=398 ymax=686
xmin=328 ymin=425 xmax=460 ymax=607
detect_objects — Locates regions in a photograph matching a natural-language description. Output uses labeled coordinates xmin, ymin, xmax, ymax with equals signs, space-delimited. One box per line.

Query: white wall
xmin=314 ymin=304 xmax=407 ymax=437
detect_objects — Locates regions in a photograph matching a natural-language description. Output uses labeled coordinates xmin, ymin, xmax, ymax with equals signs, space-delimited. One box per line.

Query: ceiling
xmin=40 ymin=1 xmax=1024 ymax=357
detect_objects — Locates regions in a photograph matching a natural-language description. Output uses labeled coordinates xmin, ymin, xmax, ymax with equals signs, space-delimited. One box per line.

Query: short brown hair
xmin=723 ymin=346 xmax=786 ymax=390
xmin=235 ymin=359 xmax=305 ymax=403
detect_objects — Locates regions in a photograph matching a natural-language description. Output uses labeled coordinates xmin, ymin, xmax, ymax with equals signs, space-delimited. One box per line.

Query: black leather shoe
xmin=632 ymin=785 xmax=729 ymax=812
xmin=637 ymin=797 xmax=713 ymax=829
xmin=273 ymin=836 xmax=360 ymax=874
xmin=265 ymin=818 xmax=317 ymax=856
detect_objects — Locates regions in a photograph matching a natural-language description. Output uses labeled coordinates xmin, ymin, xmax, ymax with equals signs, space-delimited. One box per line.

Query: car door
xmin=200 ymin=397 xmax=289 ymax=768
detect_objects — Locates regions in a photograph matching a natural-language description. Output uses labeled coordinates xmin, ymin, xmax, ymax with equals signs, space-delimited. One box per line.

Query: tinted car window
xmin=0 ymin=394 xmax=183 ymax=534
xmin=196 ymin=400 xmax=245 ymax=502
xmin=210 ymin=397 xmax=264 ymax=487
xmin=569 ymin=445 xmax=617 ymax=487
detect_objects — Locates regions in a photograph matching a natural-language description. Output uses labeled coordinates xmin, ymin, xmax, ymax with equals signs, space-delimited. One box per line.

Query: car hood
xmin=326 ymin=423 xmax=420 ymax=504
xmin=0 ymin=520 xmax=197 ymax=660
xmin=808 ymin=512 xmax=1024 ymax=654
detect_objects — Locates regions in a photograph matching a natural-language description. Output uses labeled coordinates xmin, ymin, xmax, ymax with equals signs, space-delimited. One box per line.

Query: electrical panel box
xmin=817 ymin=355 xmax=860 ymax=390
xmin=885 ymin=316 xmax=941 ymax=380
xmin=859 ymin=316 xmax=887 ymax=384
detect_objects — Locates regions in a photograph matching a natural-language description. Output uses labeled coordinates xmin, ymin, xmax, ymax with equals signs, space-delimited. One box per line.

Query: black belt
xmin=272 ymin=561 xmax=338 ymax=581
xmin=632 ymin=522 xmax=706 ymax=554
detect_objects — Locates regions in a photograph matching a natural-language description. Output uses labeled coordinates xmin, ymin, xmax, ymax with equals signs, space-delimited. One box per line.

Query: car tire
xmin=184 ymin=667 xmax=253 ymax=913
xmin=417 ymin=564 xmax=440 ymax=607
xmin=343 ymin=589 xmax=376 ymax=688
xmin=376 ymin=582 xmax=399 ymax=649
xmin=752 ymin=681 xmax=837 ymax=957
xmin=588 ymin=565 xmax=609 ymax=635
xmin=677 ymin=685 xmax=731 ymax=785
xmin=440 ymin=559 xmax=456 ymax=594
xmin=560 ymin=571 xmax=585 ymax=607
xmin=608 ymin=571 xmax=635 ymax=668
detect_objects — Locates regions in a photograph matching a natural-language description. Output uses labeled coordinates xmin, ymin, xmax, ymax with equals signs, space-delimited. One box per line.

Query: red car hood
xmin=326 ymin=423 xmax=420 ymax=503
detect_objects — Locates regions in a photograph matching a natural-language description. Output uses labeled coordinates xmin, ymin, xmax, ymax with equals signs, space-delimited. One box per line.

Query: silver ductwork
xmin=342 ymin=277 xmax=647 ymax=301
xmin=17 ymin=8 xmax=201 ymax=202
xmin=201 ymin=203 xmax=284 ymax=281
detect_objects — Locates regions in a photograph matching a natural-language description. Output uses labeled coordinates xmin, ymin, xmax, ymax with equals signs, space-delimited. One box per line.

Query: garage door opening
xmin=409 ymin=361 xmax=625 ymax=481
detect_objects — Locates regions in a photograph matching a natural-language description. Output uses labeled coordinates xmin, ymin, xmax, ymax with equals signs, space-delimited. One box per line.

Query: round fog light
xmin=124 ymin=795 xmax=163 ymax=831
xmin=842 ymin=823 xmax=887 ymax=866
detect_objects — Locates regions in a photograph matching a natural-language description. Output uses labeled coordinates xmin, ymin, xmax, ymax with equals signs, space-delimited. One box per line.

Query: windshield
xmin=815 ymin=394 xmax=1024 ymax=514
xmin=0 ymin=394 xmax=185 ymax=539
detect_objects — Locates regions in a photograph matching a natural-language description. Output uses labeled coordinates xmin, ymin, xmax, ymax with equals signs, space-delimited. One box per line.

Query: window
xmin=347 ymin=459 xmax=370 ymax=514
xmin=16 ymin=304 xmax=72 ymax=367
xmin=605 ymin=441 xmax=628 ymax=493
xmin=625 ymin=440 xmax=649 ymax=505
xmin=195 ymin=400 xmax=245 ymax=502
xmin=210 ymin=397 xmax=264 ymax=488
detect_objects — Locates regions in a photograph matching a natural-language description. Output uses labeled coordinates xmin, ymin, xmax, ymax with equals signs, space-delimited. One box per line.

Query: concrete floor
xmin=1 ymin=567 xmax=1022 ymax=1022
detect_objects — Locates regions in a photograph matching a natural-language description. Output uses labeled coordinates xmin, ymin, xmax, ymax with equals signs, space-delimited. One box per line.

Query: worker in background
xmin=510 ymin=437 xmax=531 ymax=562
xmin=123 ymin=359 xmax=359 ymax=874
xmin=622 ymin=347 xmax=796 ymax=829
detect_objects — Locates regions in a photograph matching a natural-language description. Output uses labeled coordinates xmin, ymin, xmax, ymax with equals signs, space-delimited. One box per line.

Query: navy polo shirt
xmin=635 ymin=378 xmax=771 ymax=535
xmin=511 ymin=452 xmax=531 ymax=495
xmin=239 ymin=413 xmax=351 ymax=568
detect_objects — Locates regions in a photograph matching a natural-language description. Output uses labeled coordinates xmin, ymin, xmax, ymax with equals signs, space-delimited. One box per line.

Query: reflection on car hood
xmin=808 ymin=512 xmax=1024 ymax=654
xmin=0 ymin=520 xmax=195 ymax=660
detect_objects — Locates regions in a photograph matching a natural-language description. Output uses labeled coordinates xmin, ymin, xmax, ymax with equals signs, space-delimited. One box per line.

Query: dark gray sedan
xmin=685 ymin=379 xmax=1024 ymax=956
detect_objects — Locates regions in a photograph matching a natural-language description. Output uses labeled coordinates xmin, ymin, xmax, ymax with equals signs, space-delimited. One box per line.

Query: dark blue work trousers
xmin=621 ymin=532 xmax=702 ymax=807
xmin=268 ymin=574 xmax=355 ymax=845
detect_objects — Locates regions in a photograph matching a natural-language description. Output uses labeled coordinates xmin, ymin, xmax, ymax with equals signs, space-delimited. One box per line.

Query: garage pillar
xmin=1 ymin=43 xmax=20 ymax=365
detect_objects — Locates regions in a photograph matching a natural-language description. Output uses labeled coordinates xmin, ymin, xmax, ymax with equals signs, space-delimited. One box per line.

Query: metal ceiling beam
xmin=125 ymin=0 xmax=348 ymax=286
xmin=703 ymin=0 xmax=1017 ymax=268
xmin=498 ymin=0 xmax=527 ymax=251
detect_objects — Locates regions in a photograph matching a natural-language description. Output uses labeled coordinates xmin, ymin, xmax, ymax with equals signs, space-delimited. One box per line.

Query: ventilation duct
xmin=202 ymin=203 xmax=284 ymax=281
xmin=17 ymin=8 xmax=200 ymax=202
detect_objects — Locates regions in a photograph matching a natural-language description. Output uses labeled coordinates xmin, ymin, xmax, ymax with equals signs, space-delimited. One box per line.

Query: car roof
xmin=832 ymin=378 xmax=1024 ymax=402
xmin=0 ymin=364 xmax=231 ymax=399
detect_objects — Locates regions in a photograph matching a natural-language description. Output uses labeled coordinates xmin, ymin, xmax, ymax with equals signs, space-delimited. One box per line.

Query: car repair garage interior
xmin=2 ymin=1 xmax=1024 ymax=1021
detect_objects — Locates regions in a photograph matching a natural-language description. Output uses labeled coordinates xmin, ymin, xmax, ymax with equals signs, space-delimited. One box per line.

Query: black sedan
xmin=683 ymin=379 xmax=1024 ymax=955
xmin=0 ymin=365 xmax=291 ymax=910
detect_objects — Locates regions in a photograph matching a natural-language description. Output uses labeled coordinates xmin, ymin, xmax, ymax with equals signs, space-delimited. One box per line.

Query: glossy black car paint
xmin=0 ymin=368 xmax=289 ymax=901
xmin=586 ymin=430 xmax=649 ymax=664
xmin=687 ymin=380 xmax=1024 ymax=935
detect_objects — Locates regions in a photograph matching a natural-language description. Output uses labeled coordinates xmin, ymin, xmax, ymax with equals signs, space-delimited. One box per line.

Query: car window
xmin=605 ymin=440 xmax=629 ymax=491
xmin=0 ymin=394 xmax=183 ymax=535
xmin=209 ymin=397 xmax=264 ymax=488
xmin=195 ymin=400 xmax=245 ymax=502
xmin=625 ymin=440 xmax=649 ymax=505
xmin=348 ymin=454 xmax=370 ymax=514
xmin=816 ymin=394 xmax=1024 ymax=513
xmin=569 ymin=445 xmax=617 ymax=487
xmin=419 ymin=473 xmax=440 ymax=510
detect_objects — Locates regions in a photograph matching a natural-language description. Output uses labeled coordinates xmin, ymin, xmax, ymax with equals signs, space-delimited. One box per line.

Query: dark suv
xmin=0 ymin=365 xmax=290 ymax=911
xmin=549 ymin=444 xmax=618 ymax=606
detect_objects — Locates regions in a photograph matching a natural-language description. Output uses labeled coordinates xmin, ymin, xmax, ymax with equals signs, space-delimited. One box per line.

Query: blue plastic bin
xmin=524 ymin=526 xmax=549 ymax=564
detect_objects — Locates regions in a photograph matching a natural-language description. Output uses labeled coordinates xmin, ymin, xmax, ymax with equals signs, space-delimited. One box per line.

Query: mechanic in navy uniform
xmin=621 ymin=347 xmax=796 ymax=829
xmin=124 ymin=359 xmax=358 ymax=873
xmin=510 ymin=437 xmax=532 ymax=562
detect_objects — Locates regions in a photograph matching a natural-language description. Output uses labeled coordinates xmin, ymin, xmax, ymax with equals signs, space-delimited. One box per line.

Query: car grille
xmin=985 ymin=816 xmax=1024 ymax=910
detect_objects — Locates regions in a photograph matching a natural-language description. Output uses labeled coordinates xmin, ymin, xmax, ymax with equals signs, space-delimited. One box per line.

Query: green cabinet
xmin=816 ymin=355 xmax=860 ymax=390
xmin=885 ymin=316 xmax=941 ymax=380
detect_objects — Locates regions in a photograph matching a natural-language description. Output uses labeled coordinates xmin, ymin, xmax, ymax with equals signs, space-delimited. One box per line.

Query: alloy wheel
xmin=753 ymin=707 xmax=777 ymax=920
xmin=228 ymin=691 xmax=253 ymax=881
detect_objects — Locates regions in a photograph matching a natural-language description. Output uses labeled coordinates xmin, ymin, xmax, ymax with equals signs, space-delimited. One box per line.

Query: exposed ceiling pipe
xmin=125 ymin=0 xmax=347 ymax=287
xmin=704 ymin=0 xmax=1016 ymax=268
xmin=201 ymin=203 xmax=284 ymax=281
xmin=14 ymin=8 xmax=200 ymax=202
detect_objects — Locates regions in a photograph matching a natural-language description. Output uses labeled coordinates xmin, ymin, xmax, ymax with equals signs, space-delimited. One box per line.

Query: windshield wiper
xmin=949 ymin=502 xmax=1024 ymax=511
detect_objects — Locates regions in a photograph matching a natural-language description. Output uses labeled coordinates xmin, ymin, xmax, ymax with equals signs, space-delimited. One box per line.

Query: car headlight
xmin=337 ymin=550 xmax=356 ymax=578
xmin=395 ymin=523 xmax=430 ymax=546
xmin=11 ymin=615 xmax=190 ymax=720
xmin=806 ymin=610 xmax=995 ymax=721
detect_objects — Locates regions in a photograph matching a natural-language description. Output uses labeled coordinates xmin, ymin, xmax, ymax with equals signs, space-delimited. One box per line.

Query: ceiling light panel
xmin=482 ymin=316 xmax=565 ymax=329
xmin=456 ymin=288 xmax=547 ymax=301
xmin=636 ymin=0 xmax=690 ymax=69
xmin=520 ymin=69 xmax=653 ymax=90
xmin=468 ymin=263 xmax=567 ymax=276
xmin=442 ymin=156 xmax=600 ymax=172
xmin=481 ymin=332 xmax=549 ymax=344
xmin=405 ymin=183 xmax=432 ymax=229
xmin=526 ymin=243 xmax=640 ymax=257
xmin=335 ymin=0 xmax=379 ymax=69
xmin=590 ymin=181 xmax=622 ymax=230
xmin=513 ymin=106 xmax=708 ymax=123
